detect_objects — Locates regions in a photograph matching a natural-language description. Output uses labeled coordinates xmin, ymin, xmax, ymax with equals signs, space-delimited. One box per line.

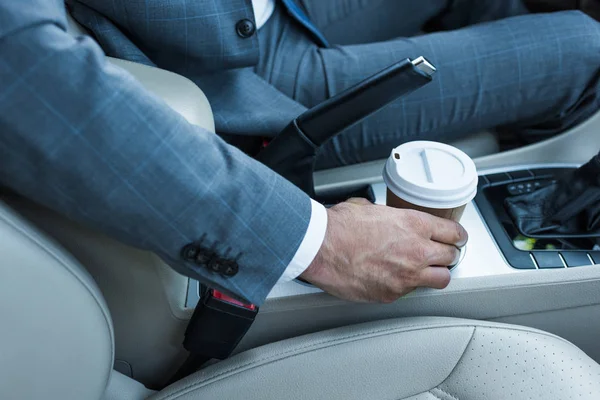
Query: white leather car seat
xmin=2 ymin=199 xmax=600 ymax=400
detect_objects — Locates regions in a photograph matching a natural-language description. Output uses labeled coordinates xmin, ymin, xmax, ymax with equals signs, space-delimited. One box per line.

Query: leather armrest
xmin=107 ymin=58 xmax=215 ymax=133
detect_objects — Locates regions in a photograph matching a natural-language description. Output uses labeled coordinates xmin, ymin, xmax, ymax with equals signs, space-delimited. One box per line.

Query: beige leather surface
xmin=475 ymin=109 xmax=600 ymax=169
xmin=0 ymin=201 xmax=114 ymax=400
xmin=106 ymin=58 xmax=215 ymax=133
xmin=1 ymin=193 xmax=191 ymax=387
xmin=103 ymin=371 xmax=155 ymax=400
xmin=246 ymin=266 xmax=600 ymax=366
xmin=491 ymin=304 xmax=600 ymax=366
xmin=148 ymin=317 xmax=600 ymax=400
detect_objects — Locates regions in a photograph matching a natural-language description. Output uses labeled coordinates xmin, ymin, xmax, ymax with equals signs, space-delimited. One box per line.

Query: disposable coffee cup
xmin=382 ymin=141 xmax=478 ymax=223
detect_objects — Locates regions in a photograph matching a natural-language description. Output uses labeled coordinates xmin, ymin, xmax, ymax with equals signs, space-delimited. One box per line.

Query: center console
xmin=186 ymin=164 xmax=600 ymax=304
xmin=185 ymin=56 xmax=600 ymax=364
xmin=182 ymin=106 xmax=600 ymax=370
xmin=201 ymin=163 xmax=600 ymax=370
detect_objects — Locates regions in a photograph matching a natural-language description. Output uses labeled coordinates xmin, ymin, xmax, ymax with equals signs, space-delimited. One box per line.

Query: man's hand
xmin=300 ymin=198 xmax=468 ymax=303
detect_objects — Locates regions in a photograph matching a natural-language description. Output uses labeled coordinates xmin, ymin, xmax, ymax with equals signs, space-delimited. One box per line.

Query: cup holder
xmin=449 ymin=244 xmax=467 ymax=271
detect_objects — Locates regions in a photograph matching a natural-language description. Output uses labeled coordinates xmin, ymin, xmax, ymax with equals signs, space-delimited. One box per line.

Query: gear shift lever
xmin=505 ymin=150 xmax=600 ymax=237
xmin=257 ymin=57 xmax=436 ymax=198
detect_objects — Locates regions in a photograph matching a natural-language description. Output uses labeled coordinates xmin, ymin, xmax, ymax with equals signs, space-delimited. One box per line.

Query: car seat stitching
xmin=432 ymin=387 xmax=460 ymax=400
xmin=158 ymin=325 xmax=468 ymax=399
xmin=156 ymin=324 xmax=575 ymax=400
xmin=427 ymin=390 xmax=443 ymax=400
xmin=438 ymin=327 xmax=477 ymax=387
xmin=154 ymin=326 xmax=463 ymax=399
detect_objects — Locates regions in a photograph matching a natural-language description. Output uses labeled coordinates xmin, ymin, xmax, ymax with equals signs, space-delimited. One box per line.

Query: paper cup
xmin=382 ymin=141 xmax=478 ymax=222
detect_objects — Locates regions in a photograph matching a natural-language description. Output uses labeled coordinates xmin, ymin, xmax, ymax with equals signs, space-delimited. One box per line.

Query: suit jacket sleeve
xmin=0 ymin=0 xmax=312 ymax=305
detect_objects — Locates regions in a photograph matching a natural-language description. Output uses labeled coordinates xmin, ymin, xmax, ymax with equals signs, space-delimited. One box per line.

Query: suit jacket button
xmin=195 ymin=250 xmax=214 ymax=266
xmin=236 ymin=19 xmax=256 ymax=38
xmin=181 ymin=244 xmax=199 ymax=261
xmin=208 ymin=257 xmax=223 ymax=273
xmin=223 ymin=261 xmax=239 ymax=277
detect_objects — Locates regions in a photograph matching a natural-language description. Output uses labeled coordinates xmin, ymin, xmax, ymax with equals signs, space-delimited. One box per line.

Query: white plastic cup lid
xmin=382 ymin=141 xmax=478 ymax=209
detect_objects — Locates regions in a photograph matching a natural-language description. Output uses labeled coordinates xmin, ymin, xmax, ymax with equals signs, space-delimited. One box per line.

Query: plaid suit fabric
xmin=0 ymin=0 xmax=311 ymax=305
xmin=72 ymin=0 xmax=600 ymax=171
xmin=258 ymin=1 xmax=600 ymax=168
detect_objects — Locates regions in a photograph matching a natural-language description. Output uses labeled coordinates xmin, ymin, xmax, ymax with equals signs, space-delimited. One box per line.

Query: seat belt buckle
xmin=261 ymin=137 xmax=271 ymax=148
xmin=183 ymin=289 xmax=258 ymax=360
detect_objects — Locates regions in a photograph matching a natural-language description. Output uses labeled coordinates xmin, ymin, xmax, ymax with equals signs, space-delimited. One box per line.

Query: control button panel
xmin=507 ymin=181 xmax=545 ymax=195
xmin=485 ymin=172 xmax=512 ymax=186
xmin=532 ymin=252 xmax=565 ymax=269
xmin=508 ymin=179 xmax=556 ymax=195
xmin=509 ymin=252 xmax=537 ymax=270
xmin=530 ymin=168 xmax=570 ymax=179
xmin=507 ymin=170 xmax=534 ymax=181
xmin=561 ymin=252 xmax=594 ymax=268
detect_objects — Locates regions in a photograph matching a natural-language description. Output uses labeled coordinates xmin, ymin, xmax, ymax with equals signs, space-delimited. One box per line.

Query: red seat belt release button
xmin=212 ymin=290 xmax=257 ymax=311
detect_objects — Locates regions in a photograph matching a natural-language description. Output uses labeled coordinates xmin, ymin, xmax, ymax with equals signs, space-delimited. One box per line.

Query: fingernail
xmin=450 ymin=249 xmax=462 ymax=266
xmin=456 ymin=228 xmax=468 ymax=248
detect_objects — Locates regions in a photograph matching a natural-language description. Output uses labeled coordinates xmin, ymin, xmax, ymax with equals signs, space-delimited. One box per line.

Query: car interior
xmin=1 ymin=8 xmax=600 ymax=400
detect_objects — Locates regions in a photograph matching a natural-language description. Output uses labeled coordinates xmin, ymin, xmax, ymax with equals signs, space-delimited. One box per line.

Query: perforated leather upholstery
xmin=151 ymin=317 xmax=600 ymax=400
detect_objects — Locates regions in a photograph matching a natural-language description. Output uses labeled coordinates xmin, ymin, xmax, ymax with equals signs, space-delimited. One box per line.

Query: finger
xmin=428 ymin=217 xmax=468 ymax=247
xmin=418 ymin=266 xmax=451 ymax=289
xmin=346 ymin=197 xmax=373 ymax=206
xmin=425 ymin=241 xmax=461 ymax=266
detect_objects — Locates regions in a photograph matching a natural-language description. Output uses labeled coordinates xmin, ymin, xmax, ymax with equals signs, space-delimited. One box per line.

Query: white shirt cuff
xmin=277 ymin=199 xmax=328 ymax=283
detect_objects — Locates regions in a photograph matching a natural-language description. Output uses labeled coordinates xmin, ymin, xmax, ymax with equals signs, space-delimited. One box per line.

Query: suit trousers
xmin=254 ymin=0 xmax=600 ymax=169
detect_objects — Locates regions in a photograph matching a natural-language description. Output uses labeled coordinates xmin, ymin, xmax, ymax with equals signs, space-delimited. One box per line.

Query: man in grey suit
xmin=63 ymin=0 xmax=600 ymax=308
xmin=68 ymin=0 xmax=600 ymax=168
xmin=1 ymin=0 xmax=467 ymax=306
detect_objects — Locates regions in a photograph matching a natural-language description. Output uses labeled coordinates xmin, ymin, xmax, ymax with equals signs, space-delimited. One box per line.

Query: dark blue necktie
xmin=279 ymin=0 xmax=330 ymax=47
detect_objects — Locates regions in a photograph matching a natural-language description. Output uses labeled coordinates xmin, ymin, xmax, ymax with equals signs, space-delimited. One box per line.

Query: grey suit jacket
xmin=68 ymin=0 xmax=308 ymax=138
xmin=0 ymin=0 xmax=311 ymax=305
